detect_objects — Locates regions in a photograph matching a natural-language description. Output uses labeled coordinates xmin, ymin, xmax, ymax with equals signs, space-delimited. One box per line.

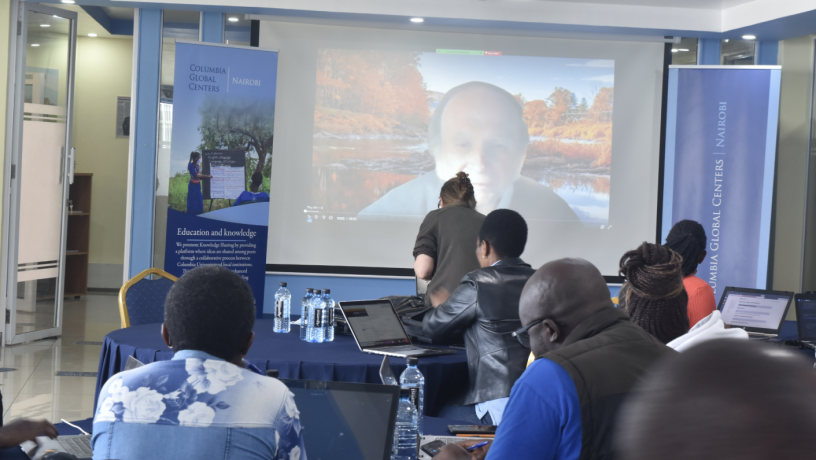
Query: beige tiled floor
xmin=0 ymin=293 xmax=120 ymax=423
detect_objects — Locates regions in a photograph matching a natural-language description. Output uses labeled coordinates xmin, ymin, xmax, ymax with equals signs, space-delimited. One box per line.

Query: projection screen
xmin=259 ymin=21 xmax=666 ymax=277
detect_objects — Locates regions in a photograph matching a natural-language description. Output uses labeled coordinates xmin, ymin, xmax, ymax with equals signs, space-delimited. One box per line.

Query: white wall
xmin=72 ymin=36 xmax=133 ymax=288
xmin=774 ymin=34 xmax=813 ymax=318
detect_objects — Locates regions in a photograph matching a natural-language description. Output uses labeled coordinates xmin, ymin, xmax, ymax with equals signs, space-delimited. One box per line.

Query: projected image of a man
xmin=359 ymin=82 xmax=580 ymax=222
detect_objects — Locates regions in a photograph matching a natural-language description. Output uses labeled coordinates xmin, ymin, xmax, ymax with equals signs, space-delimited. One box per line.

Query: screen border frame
xmin=716 ymin=285 xmax=794 ymax=335
xmin=266 ymin=42 xmax=674 ymax=282
xmin=280 ymin=378 xmax=401 ymax=460
xmin=794 ymin=292 xmax=816 ymax=341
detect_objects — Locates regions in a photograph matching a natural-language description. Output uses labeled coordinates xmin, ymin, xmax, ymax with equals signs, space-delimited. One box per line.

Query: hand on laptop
xmin=0 ymin=419 xmax=58 ymax=448
xmin=435 ymin=439 xmax=491 ymax=460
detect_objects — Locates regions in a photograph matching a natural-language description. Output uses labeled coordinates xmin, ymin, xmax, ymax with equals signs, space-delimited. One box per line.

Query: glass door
xmin=4 ymin=3 xmax=77 ymax=344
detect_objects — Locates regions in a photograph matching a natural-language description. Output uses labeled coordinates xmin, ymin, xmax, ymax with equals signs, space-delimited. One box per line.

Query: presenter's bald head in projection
xmin=429 ymin=82 xmax=529 ymax=213
xmin=359 ymin=82 xmax=580 ymax=222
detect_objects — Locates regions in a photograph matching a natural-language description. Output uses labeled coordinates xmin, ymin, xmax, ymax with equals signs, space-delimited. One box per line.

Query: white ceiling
xmin=118 ymin=0 xmax=813 ymax=36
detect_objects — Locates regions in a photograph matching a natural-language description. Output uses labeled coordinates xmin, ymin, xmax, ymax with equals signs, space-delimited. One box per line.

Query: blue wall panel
xmin=260 ymin=274 xmax=621 ymax=313
xmin=200 ymin=12 xmax=224 ymax=43
xmin=757 ymin=41 xmax=779 ymax=65
xmin=127 ymin=9 xmax=163 ymax=279
xmin=697 ymin=38 xmax=722 ymax=65
xmin=262 ymin=275 xmax=415 ymax=313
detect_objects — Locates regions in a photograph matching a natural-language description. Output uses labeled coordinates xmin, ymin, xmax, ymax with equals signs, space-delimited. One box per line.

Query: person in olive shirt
xmin=423 ymin=209 xmax=535 ymax=424
xmin=413 ymin=172 xmax=485 ymax=307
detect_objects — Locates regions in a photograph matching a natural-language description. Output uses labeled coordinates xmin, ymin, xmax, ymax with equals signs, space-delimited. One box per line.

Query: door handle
xmin=68 ymin=147 xmax=75 ymax=185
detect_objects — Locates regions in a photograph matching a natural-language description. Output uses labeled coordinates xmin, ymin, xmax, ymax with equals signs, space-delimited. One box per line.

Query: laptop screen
xmin=282 ymin=379 xmax=398 ymax=460
xmin=718 ymin=288 xmax=792 ymax=333
xmin=796 ymin=297 xmax=816 ymax=341
xmin=341 ymin=301 xmax=411 ymax=347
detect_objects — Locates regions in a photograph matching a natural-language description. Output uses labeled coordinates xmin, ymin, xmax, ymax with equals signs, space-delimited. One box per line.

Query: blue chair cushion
xmin=125 ymin=277 xmax=175 ymax=326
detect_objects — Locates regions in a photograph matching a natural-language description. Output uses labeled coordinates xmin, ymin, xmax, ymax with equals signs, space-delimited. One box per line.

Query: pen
xmin=242 ymin=358 xmax=264 ymax=375
xmin=466 ymin=441 xmax=491 ymax=451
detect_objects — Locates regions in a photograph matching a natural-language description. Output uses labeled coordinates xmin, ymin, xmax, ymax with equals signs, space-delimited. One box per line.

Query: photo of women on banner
xmin=162 ymin=41 xmax=278 ymax=318
xmin=169 ymin=100 xmax=273 ymax=214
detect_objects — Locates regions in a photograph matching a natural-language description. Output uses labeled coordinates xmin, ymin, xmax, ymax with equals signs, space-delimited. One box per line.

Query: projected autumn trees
xmin=314 ymin=49 xmax=613 ymax=169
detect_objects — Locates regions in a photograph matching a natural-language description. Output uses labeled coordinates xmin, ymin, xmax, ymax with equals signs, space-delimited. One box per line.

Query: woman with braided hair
xmin=414 ymin=172 xmax=485 ymax=306
xmin=665 ymin=219 xmax=717 ymax=327
xmin=619 ymin=242 xmax=689 ymax=344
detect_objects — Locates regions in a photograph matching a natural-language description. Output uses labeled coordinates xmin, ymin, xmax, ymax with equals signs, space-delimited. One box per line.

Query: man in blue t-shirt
xmin=233 ymin=172 xmax=270 ymax=207
xmin=438 ymin=258 xmax=673 ymax=460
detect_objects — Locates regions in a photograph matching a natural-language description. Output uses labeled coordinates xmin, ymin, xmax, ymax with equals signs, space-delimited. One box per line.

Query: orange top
xmin=683 ymin=274 xmax=717 ymax=327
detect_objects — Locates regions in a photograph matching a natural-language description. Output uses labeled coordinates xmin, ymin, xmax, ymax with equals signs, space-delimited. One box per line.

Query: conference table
xmin=0 ymin=416 xmax=469 ymax=459
xmin=95 ymin=319 xmax=469 ymax=415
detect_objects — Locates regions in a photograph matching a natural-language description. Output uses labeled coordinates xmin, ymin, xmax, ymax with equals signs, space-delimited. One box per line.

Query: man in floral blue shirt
xmin=93 ymin=266 xmax=306 ymax=460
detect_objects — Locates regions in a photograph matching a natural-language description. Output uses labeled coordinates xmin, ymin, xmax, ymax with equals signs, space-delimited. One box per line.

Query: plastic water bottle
xmin=392 ymin=389 xmax=418 ymax=460
xmin=273 ymin=282 xmax=291 ymax=333
xmin=300 ymin=288 xmax=314 ymax=341
xmin=323 ymin=289 xmax=335 ymax=342
xmin=400 ymin=357 xmax=425 ymax=434
xmin=308 ymin=290 xmax=327 ymax=343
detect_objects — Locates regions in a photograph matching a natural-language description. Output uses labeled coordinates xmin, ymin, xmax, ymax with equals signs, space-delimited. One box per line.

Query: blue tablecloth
xmin=95 ymin=320 xmax=469 ymax=416
xmin=0 ymin=416 xmax=465 ymax=459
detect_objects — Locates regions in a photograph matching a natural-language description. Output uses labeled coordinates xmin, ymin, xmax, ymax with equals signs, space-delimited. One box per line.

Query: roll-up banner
xmin=163 ymin=41 xmax=278 ymax=317
xmin=661 ymin=65 xmax=781 ymax=303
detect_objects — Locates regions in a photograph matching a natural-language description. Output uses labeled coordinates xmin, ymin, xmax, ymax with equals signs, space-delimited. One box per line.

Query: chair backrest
xmin=119 ymin=268 xmax=178 ymax=328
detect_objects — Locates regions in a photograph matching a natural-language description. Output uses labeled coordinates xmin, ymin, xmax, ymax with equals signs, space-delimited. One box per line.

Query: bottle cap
xmin=407 ymin=357 xmax=418 ymax=366
xmin=266 ymin=369 xmax=279 ymax=378
xmin=324 ymin=289 xmax=331 ymax=294
xmin=306 ymin=288 xmax=313 ymax=293
xmin=279 ymin=282 xmax=287 ymax=287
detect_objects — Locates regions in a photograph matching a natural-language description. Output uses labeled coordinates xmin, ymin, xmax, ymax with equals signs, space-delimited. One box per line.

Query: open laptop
xmin=22 ymin=434 xmax=92 ymax=460
xmin=281 ymin=379 xmax=399 ymax=460
xmin=718 ymin=286 xmax=794 ymax=339
xmin=795 ymin=293 xmax=816 ymax=349
xmin=339 ymin=300 xmax=455 ymax=358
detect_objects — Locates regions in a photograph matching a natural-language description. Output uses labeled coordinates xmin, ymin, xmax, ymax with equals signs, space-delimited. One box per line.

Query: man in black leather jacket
xmin=422 ymin=209 xmax=534 ymax=424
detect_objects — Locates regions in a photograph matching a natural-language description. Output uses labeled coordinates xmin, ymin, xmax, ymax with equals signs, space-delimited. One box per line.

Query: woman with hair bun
xmin=619 ymin=242 xmax=689 ymax=344
xmin=664 ymin=219 xmax=716 ymax=327
xmin=414 ymin=172 xmax=485 ymax=307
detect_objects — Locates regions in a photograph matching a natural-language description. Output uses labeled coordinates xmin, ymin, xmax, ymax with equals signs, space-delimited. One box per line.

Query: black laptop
xmin=282 ymin=379 xmax=400 ymax=460
xmin=795 ymin=293 xmax=816 ymax=349
xmin=718 ymin=286 xmax=794 ymax=338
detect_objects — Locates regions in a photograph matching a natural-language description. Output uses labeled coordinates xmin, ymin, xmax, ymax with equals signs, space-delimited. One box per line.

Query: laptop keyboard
xmin=58 ymin=435 xmax=93 ymax=457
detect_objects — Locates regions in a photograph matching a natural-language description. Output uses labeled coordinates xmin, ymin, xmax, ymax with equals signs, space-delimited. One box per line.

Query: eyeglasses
xmin=512 ymin=318 xmax=555 ymax=348
xmin=437 ymin=199 xmax=442 ymax=209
